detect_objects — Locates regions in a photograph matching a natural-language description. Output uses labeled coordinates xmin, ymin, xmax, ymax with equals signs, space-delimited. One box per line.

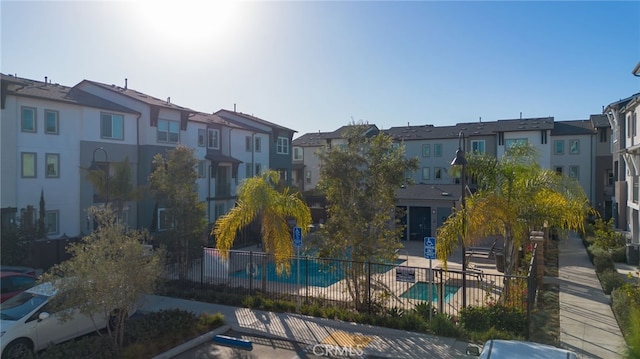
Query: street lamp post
xmin=89 ymin=147 xmax=109 ymax=205
xmin=451 ymin=131 xmax=467 ymax=308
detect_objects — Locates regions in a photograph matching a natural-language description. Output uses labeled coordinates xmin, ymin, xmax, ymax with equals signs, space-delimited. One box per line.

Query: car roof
xmin=483 ymin=340 xmax=576 ymax=359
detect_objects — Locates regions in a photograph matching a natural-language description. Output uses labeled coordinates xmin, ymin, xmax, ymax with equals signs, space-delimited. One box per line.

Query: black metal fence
xmin=167 ymin=245 xmax=537 ymax=320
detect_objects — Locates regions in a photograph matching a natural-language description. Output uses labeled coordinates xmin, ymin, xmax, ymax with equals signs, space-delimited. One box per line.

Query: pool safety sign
xmin=424 ymin=237 xmax=436 ymax=259
xmin=293 ymin=226 xmax=302 ymax=247
xmin=396 ymin=266 xmax=416 ymax=283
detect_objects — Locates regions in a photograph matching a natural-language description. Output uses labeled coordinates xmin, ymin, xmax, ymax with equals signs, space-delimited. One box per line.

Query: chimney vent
xmin=45 ymin=76 xmax=47 ymax=84
xmin=125 ymin=78 xmax=128 ymax=90
xmin=167 ymin=97 xmax=170 ymax=104
xmin=234 ymin=103 xmax=237 ymax=112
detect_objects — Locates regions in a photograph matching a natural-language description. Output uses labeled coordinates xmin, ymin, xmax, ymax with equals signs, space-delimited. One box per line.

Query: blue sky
xmin=2 ymin=1 xmax=639 ymax=138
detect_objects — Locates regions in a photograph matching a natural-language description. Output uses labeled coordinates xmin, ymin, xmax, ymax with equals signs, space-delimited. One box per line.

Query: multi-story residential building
xmin=293 ymin=116 xmax=608 ymax=239
xmin=604 ymin=92 xmax=640 ymax=252
xmin=215 ymin=109 xmax=296 ymax=186
xmin=291 ymin=125 xmax=379 ymax=192
xmin=590 ymin=114 xmax=614 ymax=220
xmin=1 ymin=74 xmax=140 ymax=235
xmin=1 ymin=74 xmax=296 ymax=239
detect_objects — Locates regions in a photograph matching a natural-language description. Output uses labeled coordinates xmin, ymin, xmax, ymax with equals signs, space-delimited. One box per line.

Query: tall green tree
xmin=149 ymin=145 xmax=207 ymax=277
xmin=41 ymin=206 xmax=165 ymax=351
xmin=437 ymin=144 xmax=591 ymax=276
xmin=213 ymin=170 xmax=312 ymax=273
xmin=316 ymin=123 xmax=418 ymax=310
xmin=86 ymin=156 xmax=142 ymax=220
xmin=36 ymin=189 xmax=46 ymax=238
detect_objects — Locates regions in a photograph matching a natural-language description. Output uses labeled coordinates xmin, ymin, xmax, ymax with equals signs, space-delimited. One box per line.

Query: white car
xmin=467 ymin=339 xmax=578 ymax=359
xmin=0 ymin=282 xmax=124 ymax=359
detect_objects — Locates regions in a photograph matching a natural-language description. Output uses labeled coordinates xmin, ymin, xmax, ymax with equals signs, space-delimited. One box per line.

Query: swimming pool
xmin=230 ymin=258 xmax=344 ymax=287
xmin=400 ymin=282 xmax=459 ymax=303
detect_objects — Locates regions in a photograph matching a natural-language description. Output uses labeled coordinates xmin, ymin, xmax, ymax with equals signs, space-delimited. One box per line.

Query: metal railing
xmin=166 ymin=246 xmax=534 ymax=320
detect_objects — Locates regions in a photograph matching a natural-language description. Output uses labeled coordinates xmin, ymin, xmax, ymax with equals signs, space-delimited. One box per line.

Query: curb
xmin=151 ymin=324 xmax=231 ymax=359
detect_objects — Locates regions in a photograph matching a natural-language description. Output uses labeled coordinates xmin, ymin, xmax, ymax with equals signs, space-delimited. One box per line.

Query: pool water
xmin=231 ymin=258 xmax=344 ymax=287
xmin=400 ymin=282 xmax=459 ymax=303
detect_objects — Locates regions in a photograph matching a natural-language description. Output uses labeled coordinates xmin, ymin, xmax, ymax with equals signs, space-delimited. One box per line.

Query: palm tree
xmin=213 ymin=170 xmax=312 ymax=290
xmin=437 ymin=144 xmax=591 ymax=277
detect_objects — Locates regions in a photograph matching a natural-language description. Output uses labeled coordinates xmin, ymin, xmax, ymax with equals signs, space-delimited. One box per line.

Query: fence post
xmin=305 ymin=256 xmax=309 ymax=303
xmin=438 ymin=269 xmax=444 ymax=314
xmin=249 ymin=251 xmax=253 ymax=295
xmin=200 ymin=246 xmax=204 ymax=289
xmin=367 ymin=261 xmax=372 ymax=315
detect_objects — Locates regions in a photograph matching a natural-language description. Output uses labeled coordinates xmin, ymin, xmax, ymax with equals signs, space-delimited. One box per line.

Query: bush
xmin=587 ymin=244 xmax=607 ymax=263
xmin=599 ymin=270 xmax=626 ymax=295
xmin=593 ymin=251 xmax=615 ymax=274
xmin=611 ymin=246 xmax=627 ymax=263
xmin=459 ymin=304 xmax=527 ymax=337
xmin=612 ymin=285 xmax=640 ymax=333
xmin=39 ymin=335 xmax=116 ymax=359
xmin=429 ymin=313 xmax=462 ymax=338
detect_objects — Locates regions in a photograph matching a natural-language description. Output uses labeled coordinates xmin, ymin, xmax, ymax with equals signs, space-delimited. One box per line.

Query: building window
xmin=45 ymin=211 xmax=59 ymax=235
xmin=21 ymin=107 xmax=36 ymax=132
xmin=21 ymin=152 xmax=36 ymax=178
xmin=255 ymin=137 xmax=262 ymax=152
xmin=555 ymin=166 xmax=563 ymax=175
xmin=293 ymin=147 xmax=303 ymax=161
xmin=197 ymin=160 xmax=206 ymax=178
xmin=277 ymin=137 xmax=289 ymax=154
xmin=101 ymin=113 xmax=124 ymax=140
xmin=434 ymin=167 xmax=442 ymax=180
xmin=208 ymin=129 xmax=219 ymax=149
xmin=471 ymin=140 xmax=485 ymax=154
xmin=157 ymin=208 xmax=173 ymax=231
xmin=600 ymin=128 xmax=608 ymax=143
xmin=569 ymin=139 xmax=579 ymax=154
xmin=245 ymin=163 xmax=253 ymax=178
xmin=434 ymin=144 xmax=442 ymax=157
xmin=554 ymin=140 xmax=564 ymax=155
xmin=633 ymin=112 xmax=637 ymax=137
xmin=45 ymin=153 xmax=59 ymax=178
xmin=306 ymin=171 xmax=311 ymax=184
xmin=541 ymin=130 xmax=548 ymax=144
xmin=569 ymin=165 xmax=579 ymax=179
xmin=158 ymin=119 xmax=179 ymax=143
xmin=422 ymin=144 xmax=430 ymax=157
xmin=44 ymin=110 xmax=59 ymax=134
xmin=505 ymin=138 xmax=528 ymax=148
xmin=422 ymin=167 xmax=430 ymax=180
xmin=607 ymin=169 xmax=614 ymax=186
xmin=498 ymin=132 xmax=504 ymax=146
xmin=633 ymin=176 xmax=639 ymax=203
xmin=215 ymin=203 xmax=226 ymax=220
xmin=245 ymin=136 xmax=252 ymax=151
xmin=198 ymin=129 xmax=205 ymax=147
xmin=255 ymin=163 xmax=262 ymax=176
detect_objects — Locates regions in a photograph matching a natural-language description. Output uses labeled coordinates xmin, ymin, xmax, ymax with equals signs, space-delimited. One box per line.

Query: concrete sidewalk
xmin=558 ymin=233 xmax=626 ymax=358
xmin=138 ymin=294 xmax=470 ymax=358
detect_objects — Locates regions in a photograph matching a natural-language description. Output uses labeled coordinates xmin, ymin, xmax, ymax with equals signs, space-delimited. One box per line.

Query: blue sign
xmin=293 ymin=226 xmax=302 ymax=247
xmin=424 ymin=237 xmax=436 ymax=259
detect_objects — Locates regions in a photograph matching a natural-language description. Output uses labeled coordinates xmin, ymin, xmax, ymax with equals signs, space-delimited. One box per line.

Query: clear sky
xmin=2 ymin=1 xmax=639 ymax=138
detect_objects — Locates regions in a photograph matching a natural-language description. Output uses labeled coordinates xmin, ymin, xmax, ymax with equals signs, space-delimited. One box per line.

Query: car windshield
xmin=0 ymin=291 xmax=49 ymax=321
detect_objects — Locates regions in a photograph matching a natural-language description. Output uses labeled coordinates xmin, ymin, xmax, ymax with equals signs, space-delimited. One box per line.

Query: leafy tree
xmin=437 ymin=144 xmax=591 ymax=277
xmin=213 ymin=170 xmax=311 ymax=286
xmin=36 ymin=189 xmax=46 ymax=238
xmin=149 ymin=145 xmax=207 ymax=278
xmin=315 ymin=123 xmax=419 ymax=310
xmin=41 ymin=207 xmax=165 ymax=351
xmin=86 ymin=156 xmax=142 ymax=220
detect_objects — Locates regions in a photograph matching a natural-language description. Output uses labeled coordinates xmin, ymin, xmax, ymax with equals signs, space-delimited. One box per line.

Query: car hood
xmin=0 ymin=319 xmax=17 ymax=332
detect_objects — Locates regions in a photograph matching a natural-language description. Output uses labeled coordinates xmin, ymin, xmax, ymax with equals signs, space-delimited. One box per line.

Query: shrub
xmin=39 ymin=335 xmax=116 ymax=359
xmin=413 ymin=302 xmax=437 ymax=320
xmin=599 ymin=270 xmax=626 ymax=295
xmin=468 ymin=326 xmax=524 ymax=343
xmin=625 ymin=306 xmax=640 ymax=359
xmin=593 ymin=251 xmax=615 ymax=274
xmin=611 ymin=246 xmax=627 ymax=263
xmin=587 ymin=244 xmax=607 ymax=263
xmin=612 ymin=284 xmax=640 ymax=333
xmin=429 ymin=313 xmax=462 ymax=338
xmin=459 ymin=304 xmax=527 ymax=337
